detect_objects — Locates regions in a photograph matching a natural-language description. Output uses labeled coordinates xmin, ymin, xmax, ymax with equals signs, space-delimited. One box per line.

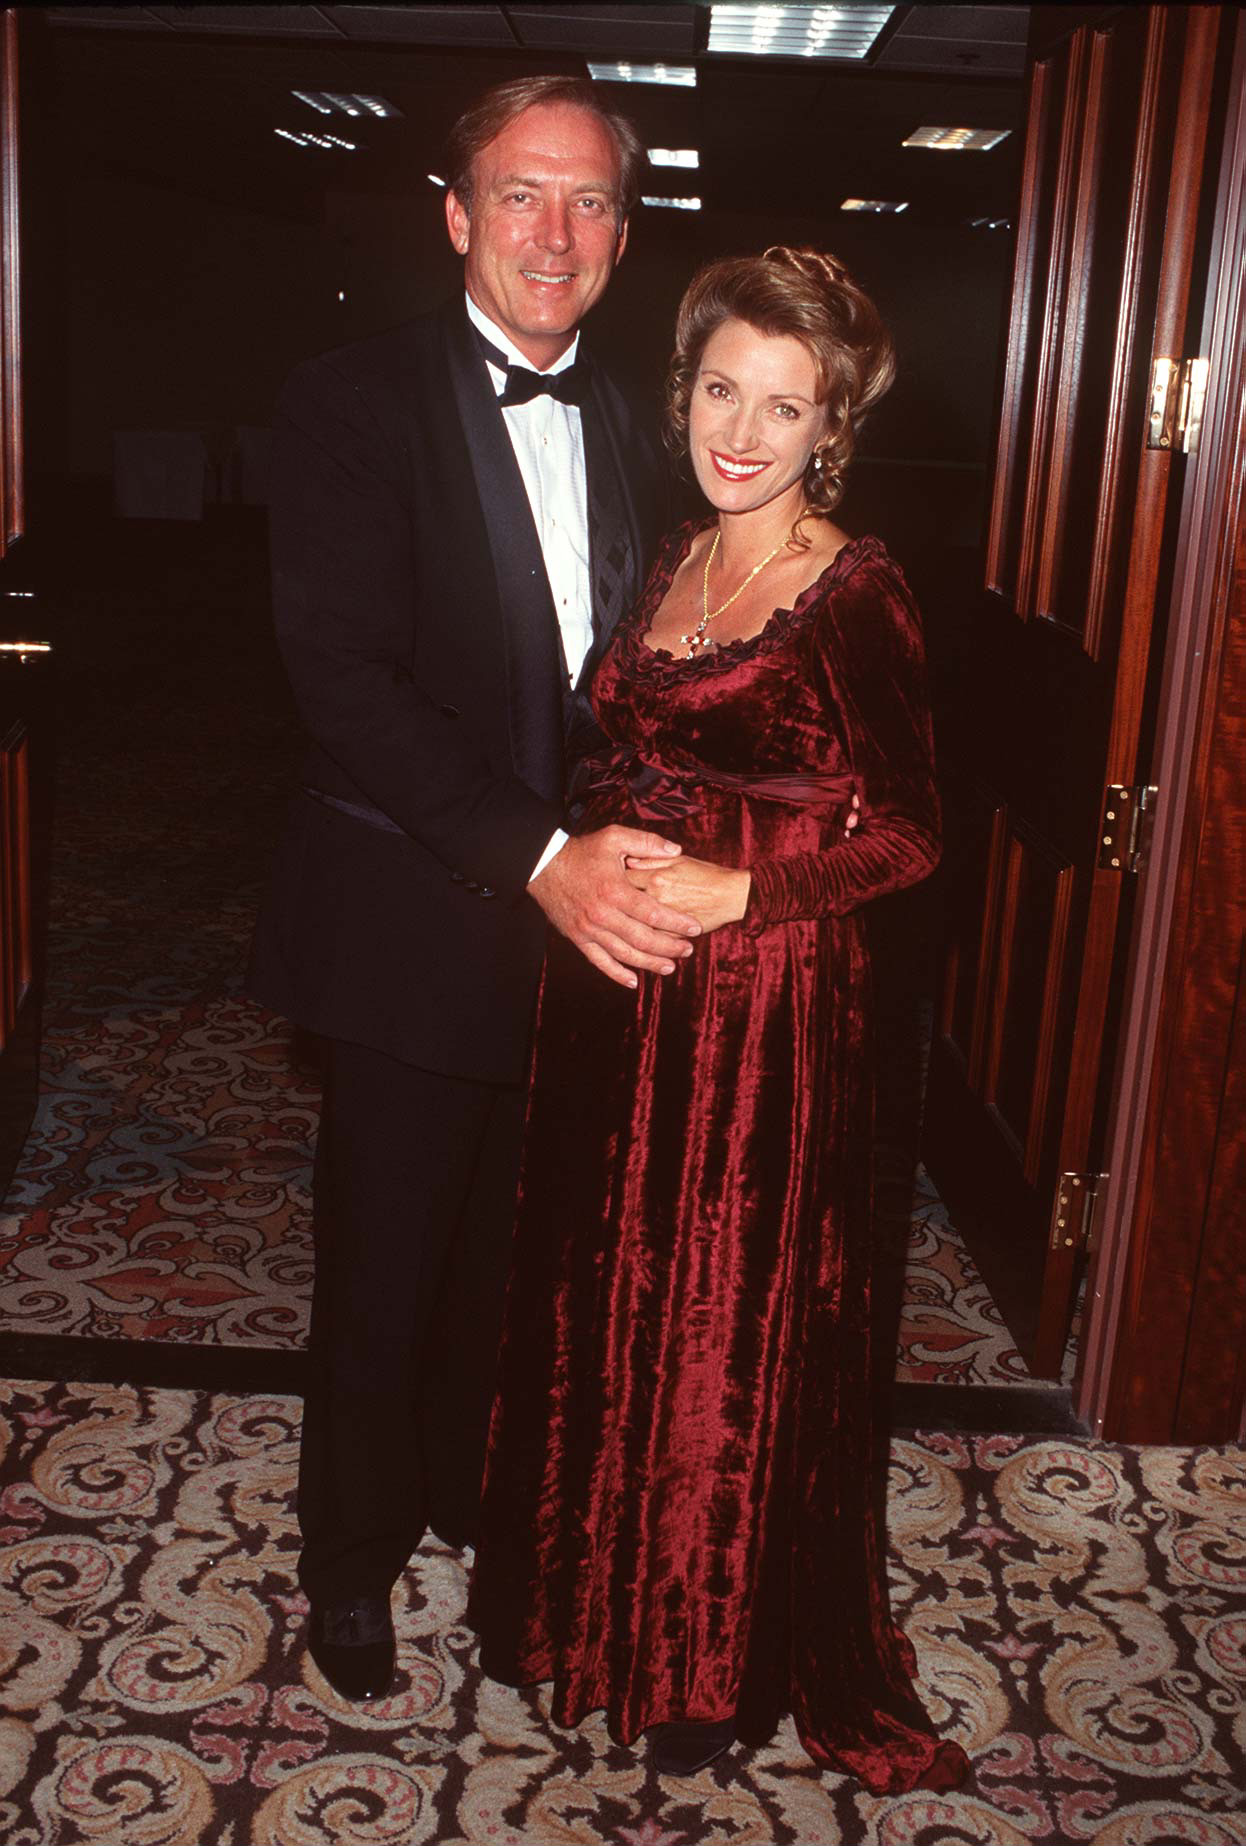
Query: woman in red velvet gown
xmin=468 ymin=248 xmax=969 ymax=1792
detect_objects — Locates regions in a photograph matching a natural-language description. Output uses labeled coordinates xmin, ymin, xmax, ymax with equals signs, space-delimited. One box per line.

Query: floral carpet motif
xmin=1 ymin=1379 xmax=1243 ymax=1845
xmin=0 ymin=519 xmax=1027 ymax=1382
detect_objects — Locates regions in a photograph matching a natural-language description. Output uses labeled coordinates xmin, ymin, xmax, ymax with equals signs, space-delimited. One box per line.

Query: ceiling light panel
xmin=648 ymin=148 xmax=699 ymax=168
xmin=707 ymin=5 xmax=895 ymax=61
xmin=903 ymin=126 xmax=1011 ymax=151
xmin=275 ymin=127 xmax=355 ymax=153
xmin=643 ymin=195 xmax=703 ymax=210
xmin=841 ymin=198 xmax=908 ymax=213
xmin=292 ymin=90 xmax=401 ymax=118
xmin=587 ymin=62 xmax=697 ymax=86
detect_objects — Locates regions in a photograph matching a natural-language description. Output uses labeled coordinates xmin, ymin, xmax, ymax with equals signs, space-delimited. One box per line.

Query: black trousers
xmin=297 ymin=1037 xmax=526 ymax=1604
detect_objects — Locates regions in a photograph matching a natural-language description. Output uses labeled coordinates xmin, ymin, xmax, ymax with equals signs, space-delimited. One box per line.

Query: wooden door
xmin=0 ymin=4 xmax=41 ymax=1199
xmin=923 ymin=4 xmax=1227 ymax=1376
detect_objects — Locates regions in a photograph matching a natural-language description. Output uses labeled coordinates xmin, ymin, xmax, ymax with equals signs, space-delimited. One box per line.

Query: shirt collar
xmin=464 ymin=291 xmax=581 ymax=383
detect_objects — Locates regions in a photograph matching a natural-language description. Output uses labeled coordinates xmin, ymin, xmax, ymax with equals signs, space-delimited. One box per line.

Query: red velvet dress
xmin=468 ymin=525 xmax=969 ymax=1793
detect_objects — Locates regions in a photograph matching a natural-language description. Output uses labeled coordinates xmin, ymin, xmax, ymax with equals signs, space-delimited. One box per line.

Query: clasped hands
xmin=527 ymin=826 xmax=734 ymax=990
xmin=529 ymin=796 xmax=859 ymax=990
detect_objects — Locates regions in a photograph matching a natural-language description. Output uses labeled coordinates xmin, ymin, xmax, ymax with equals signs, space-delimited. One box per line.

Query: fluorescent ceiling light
xmin=275 ymin=126 xmax=354 ymax=153
xmin=707 ymin=5 xmax=894 ymax=60
xmin=841 ymin=197 xmax=908 ymax=213
xmin=292 ymin=90 xmax=401 ymax=119
xmin=648 ymin=148 xmax=699 ymax=168
xmin=903 ymin=126 xmax=1011 ymax=152
xmin=427 ymin=173 xmax=447 ymax=188
xmin=588 ymin=61 xmax=697 ymax=86
xmin=968 ymin=215 xmax=1012 ymax=230
xmin=643 ymin=195 xmax=703 ymax=211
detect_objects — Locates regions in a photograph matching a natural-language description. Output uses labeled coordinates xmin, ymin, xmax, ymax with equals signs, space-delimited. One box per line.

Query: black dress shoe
xmin=651 ymin=1719 xmax=737 ymax=1777
xmin=307 ymin=1595 xmax=396 ymax=1701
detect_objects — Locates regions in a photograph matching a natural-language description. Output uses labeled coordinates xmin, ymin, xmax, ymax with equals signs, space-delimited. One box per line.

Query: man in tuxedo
xmin=248 ymin=76 xmax=700 ymax=1703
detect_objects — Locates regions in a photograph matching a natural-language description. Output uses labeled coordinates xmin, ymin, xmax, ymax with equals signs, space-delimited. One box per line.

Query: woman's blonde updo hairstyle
xmin=666 ymin=246 xmax=895 ymax=525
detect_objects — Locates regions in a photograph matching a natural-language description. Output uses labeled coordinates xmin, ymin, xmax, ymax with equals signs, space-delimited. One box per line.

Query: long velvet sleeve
xmin=744 ymin=554 xmax=940 ymax=932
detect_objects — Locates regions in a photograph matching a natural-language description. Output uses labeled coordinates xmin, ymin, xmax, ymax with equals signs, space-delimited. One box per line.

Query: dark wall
xmin=49 ymin=166 xmax=340 ymax=480
xmin=38 ymin=157 xmax=1009 ymax=573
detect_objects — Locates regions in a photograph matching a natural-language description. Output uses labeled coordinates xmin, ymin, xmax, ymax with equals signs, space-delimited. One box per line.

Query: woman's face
xmin=688 ymin=316 xmax=829 ymax=515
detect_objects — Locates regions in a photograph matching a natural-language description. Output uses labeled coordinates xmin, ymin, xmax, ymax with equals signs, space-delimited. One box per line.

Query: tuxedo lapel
xmin=440 ymin=302 xmax=565 ymax=809
xmin=579 ymin=360 xmax=644 ymax=689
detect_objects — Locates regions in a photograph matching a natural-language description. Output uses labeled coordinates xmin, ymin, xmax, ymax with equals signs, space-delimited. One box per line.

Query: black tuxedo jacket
xmin=247 ymin=300 xmax=659 ymax=1083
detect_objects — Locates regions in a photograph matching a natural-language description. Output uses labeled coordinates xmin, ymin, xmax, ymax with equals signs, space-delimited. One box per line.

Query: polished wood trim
xmin=0 ymin=733 xmax=10 ymax=1044
xmin=1102 ymin=5 xmax=1222 ymax=790
xmin=1111 ymin=445 xmax=1245 ymax=1442
xmin=1016 ymin=30 xmax=1090 ymax=621
xmin=1079 ymin=7 xmax=1245 ymax=1441
xmin=967 ymin=797 xmax=1010 ymax=1090
xmin=0 ymin=718 xmax=24 ymax=1044
xmin=1024 ymin=859 xmax=1074 ymax=1183
xmin=11 ymin=724 xmax=27 ymax=996
xmin=1056 ymin=7 xmax=1224 ymax=1201
xmin=0 ymin=10 xmax=20 ymax=555
xmin=1085 ymin=6 xmax=1170 ymax=660
xmin=1177 ymin=918 xmax=1246 ymax=1442
xmin=985 ymin=56 xmax=1053 ymax=601
xmin=938 ymin=936 xmax=962 ymax=1053
xmin=981 ymin=831 xmax=1023 ymax=1113
xmin=1035 ymin=26 xmax=1112 ymax=632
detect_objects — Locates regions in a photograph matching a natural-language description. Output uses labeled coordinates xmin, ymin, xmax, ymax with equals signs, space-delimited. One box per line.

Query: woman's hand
xmin=623 ymin=853 xmax=752 ymax=935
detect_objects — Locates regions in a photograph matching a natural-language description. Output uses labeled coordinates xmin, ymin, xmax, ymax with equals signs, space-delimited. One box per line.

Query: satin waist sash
xmin=570 ymin=744 xmax=857 ymax=824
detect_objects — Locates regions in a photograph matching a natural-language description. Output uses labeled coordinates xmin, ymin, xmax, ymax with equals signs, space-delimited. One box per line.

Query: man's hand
xmin=528 ymin=828 xmax=702 ymax=988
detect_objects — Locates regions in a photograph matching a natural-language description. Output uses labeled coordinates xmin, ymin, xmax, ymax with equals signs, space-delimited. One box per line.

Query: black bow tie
xmin=476 ymin=331 xmax=587 ymax=409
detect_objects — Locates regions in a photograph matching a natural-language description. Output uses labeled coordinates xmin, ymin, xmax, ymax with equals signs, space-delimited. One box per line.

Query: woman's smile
xmin=708 ymin=450 xmax=773 ymax=482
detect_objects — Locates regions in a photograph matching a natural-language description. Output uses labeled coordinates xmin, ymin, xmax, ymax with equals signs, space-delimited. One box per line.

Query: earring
xmin=812 ymin=452 xmax=824 ymax=471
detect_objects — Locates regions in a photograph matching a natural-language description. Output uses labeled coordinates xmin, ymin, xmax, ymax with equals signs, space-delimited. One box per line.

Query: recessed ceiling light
xmin=292 ymin=90 xmax=402 ymax=119
xmin=903 ymin=126 xmax=1011 ymax=152
xmin=648 ymin=148 xmax=699 ymax=168
xmin=587 ymin=62 xmax=697 ymax=87
xmin=841 ymin=197 xmax=908 ymax=213
xmin=643 ymin=195 xmax=703 ymax=211
xmin=276 ymin=126 xmax=354 ymax=153
xmin=707 ymin=5 xmax=894 ymax=61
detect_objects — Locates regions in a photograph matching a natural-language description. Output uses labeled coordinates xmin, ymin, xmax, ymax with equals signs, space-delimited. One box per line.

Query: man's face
xmin=446 ymin=101 xmax=629 ymax=370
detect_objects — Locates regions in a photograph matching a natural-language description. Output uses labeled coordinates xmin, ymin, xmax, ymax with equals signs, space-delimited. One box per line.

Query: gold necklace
xmin=679 ymin=529 xmax=789 ymax=657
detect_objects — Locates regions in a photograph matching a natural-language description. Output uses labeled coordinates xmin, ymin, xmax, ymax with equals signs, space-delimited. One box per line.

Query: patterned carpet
xmin=0 ymin=512 xmax=1029 ymax=1382
xmin=1 ymin=1377 xmax=1243 ymax=1845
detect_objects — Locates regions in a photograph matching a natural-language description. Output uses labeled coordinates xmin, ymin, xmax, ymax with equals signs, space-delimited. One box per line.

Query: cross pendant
xmin=679 ymin=629 xmax=714 ymax=656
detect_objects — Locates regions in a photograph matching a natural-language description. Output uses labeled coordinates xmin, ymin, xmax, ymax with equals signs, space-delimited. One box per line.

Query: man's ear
xmin=445 ymin=189 xmax=470 ymax=255
xmin=613 ymin=216 xmax=630 ymax=269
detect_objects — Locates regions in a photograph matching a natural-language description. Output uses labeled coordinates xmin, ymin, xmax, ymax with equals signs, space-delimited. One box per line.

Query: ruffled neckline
xmin=624 ymin=520 xmax=890 ymax=678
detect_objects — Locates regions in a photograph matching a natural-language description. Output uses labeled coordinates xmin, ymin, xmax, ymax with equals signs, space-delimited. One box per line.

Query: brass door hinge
xmin=1050 ymin=1172 xmax=1108 ymax=1255
xmin=1099 ymin=783 xmax=1158 ymax=873
xmin=1147 ymin=356 xmax=1209 ymax=453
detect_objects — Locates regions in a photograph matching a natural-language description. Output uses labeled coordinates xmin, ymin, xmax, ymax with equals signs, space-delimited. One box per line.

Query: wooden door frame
xmin=1076 ymin=8 xmax=1246 ymax=1442
xmin=0 ymin=9 xmax=20 ymax=557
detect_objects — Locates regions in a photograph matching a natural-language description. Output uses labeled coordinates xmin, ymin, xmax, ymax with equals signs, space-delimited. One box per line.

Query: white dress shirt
xmin=464 ymin=294 xmax=592 ymax=881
